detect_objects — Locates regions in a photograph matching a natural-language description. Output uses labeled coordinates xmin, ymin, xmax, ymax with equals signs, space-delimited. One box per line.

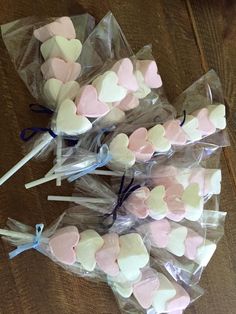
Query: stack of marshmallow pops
xmin=0 ymin=14 xmax=228 ymax=314
xmin=0 ymin=219 xmax=194 ymax=313
xmin=0 ymin=15 xmax=163 ymax=186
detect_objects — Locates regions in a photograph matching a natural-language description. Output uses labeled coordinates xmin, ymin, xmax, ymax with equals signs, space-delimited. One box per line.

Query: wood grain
xmin=0 ymin=0 xmax=235 ymax=313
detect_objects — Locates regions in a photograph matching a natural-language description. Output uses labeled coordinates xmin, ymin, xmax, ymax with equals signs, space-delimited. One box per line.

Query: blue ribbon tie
xmin=9 ymin=224 xmax=44 ymax=259
xmin=68 ymin=144 xmax=112 ymax=182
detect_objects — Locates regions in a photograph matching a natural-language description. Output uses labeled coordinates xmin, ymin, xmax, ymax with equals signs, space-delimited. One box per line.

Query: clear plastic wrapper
xmin=58 ymin=202 xmax=225 ymax=287
xmin=1 ymin=14 xmax=96 ymax=107
xmin=74 ymin=70 xmax=229 ymax=172
xmin=0 ymin=211 xmax=202 ymax=313
xmin=0 ymin=13 xmax=166 ymax=186
xmin=48 ymin=139 xmax=222 ymax=201
xmin=46 ymin=148 xmax=225 ymax=284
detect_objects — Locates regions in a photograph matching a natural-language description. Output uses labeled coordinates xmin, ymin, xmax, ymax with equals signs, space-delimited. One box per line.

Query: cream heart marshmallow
xmin=109 ymin=133 xmax=136 ymax=170
xmin=118 ymin=233 xmax=149 ymax=281
xmin=43 ymin=78 xmax=79 ymax=107
xmin=92 ymin=71 xmax=127 ymax=103
xmin=76 ymin=229 xmax=104 ymax=271
xmin=55 ymin=99 xmax=92 ymax=135
xmin=41 ymin=36 xmax=82 ymax=62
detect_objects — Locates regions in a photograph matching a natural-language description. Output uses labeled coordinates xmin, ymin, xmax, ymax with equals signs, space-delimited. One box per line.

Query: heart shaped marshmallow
xmin=112 ymin=58 xmax=138 ymax=91
xmin=92 ymin=71 xmax=127 ymax=103
xmin=100 ymin=104 xmax=125 ymax=126
xmin=109 ymin=134 xmax=136 ymax=170
xmin=163 ymin=120 xmax=188 ymax=145
xmin=182 ymin=183 xmax=203 ymax=221
xmin=49 ymin=226 xmax=79 ymax=265
xmin=146 ymin=186 xmax=168 ymax=220
xmin=180 ymin=114 xmax=202 ymax=142
xmin=108 ymin=272 xmax=133 ymax=298
xmin=184 ymin=229 xmax=204 ymax=260
xmin=136 ymin=60 xmax=162 ymax=88
xmin=43 ymin=79 xmax=79 ymax=107
xmin=148 ymin=219 xmax=171 ymax=248
xmin=133 ymin=268 xmax=160 ymax=309
xmin=118 ymin=233 xmax=149 ymax=281
xmin=166 ymin=226 xmax=188 ymax=257
xmin=165 ymin=184 xmax=186 ymax=222
xmin=55 ymin=99 xmax=92 ymax=135
xmin=166 ymin=282 xmax=190 ymax=312
xmin=193 ymin=108 xmax=216 ymax=135
xmin=41 ymin=36 xmax=82 ymax=62
xmin=76 ymin=85 xmax=109 ymax=118
xmin=152 ymin=273 xmax=176 ymax=313
xmin=76 ymin=229 xmax=104 ymax=271
xmin=34 ymin=17 xmax=76 ymax=42
xmin=114 ymin=94 xmax=139 ymax=111
xmin=41 ymin=58 xmax=81 ymax=83
xmin=124 ymin=187 xmax=150 ymax=218
xmin=147 ymin=125 xmax=171 ymax=152
xmin=128 ymin=128 xmax=155 ymax=162
xmin=95 ymin=233 xmax=120 ymax=276
xmin=195 ymin=239 xmax=217 ymax=266
xmin=133 ymin=70 xmax=151 ymax=99
xmin=204 ymin=169 xmax=222 ymax=195
xmin=151 ymin=165 xmax=179 ymax=187
xmin=208 ymin=104 xmax=226 ymax=129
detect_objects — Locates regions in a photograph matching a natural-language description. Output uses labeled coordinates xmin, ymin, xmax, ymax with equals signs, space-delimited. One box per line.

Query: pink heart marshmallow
xmin=166 ymin=282 xmax=190 ymax=312
xmin=112 ymin=58 xmax=138 ymax=91
xmin=163 ymin=120 xmax=188 ymax=145
xmin=151 ymin=166 xmax=179 ymax=188
xmin=41 ymin=58 xmax=81 ymax=83
xmin=184 ymin=229 xmax=204 ymax=260
xmin=34 ymin=17 xmax=76 ymax=42
xmin=165 ymin=184 xmax=186 ymax=222
xmin=148 ymin=219 xmax=171 ymax=248
xmin=133 ymin=268 xmax=160 ymax=309
xmin=193 ymin=108 xmax=216 ymax=136
xmin=49 ymin=226 xmax=79 ymax=265
xmin=124 ymin=186 xmax=150 ymax=218
xmin=189 ymin=168 xmax=205 ymax=196
xmin=136 ymin=60 xmax=162 ymax=88
xmin=128 ymin=128 xmax=155 ymax=162
xmin=114 ymin=94 xmax=139 ymax=111
xmin=76 ymin=85 xmax=110 ymax=118
xmin=95 ymin=233 xmax=120 ymax=276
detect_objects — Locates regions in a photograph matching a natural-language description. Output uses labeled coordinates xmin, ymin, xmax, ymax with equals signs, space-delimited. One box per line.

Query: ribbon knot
xmin=103 ymin=174 xmax=141 ymax=227
xmin=89 ymin=126 xmax=115 ymax=152
xmin=20 ymin=127 xmax=57 ymax=142
xmin=67 ymin=144 xmax=112 ymax=182
xmin=9 ymin=223 xmax=44 ymax=259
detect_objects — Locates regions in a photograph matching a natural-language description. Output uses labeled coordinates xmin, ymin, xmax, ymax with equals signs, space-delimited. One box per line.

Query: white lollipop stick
xmin=25 ymin=172 xmax=65 ymax=189
xmin=92 ymin=170 xmax=124 ymax=176
xmin=0 ymin=133 xmax=53 ymax=186
xmin=0 ymin=229 xmax=34 ymax=241
xmin=45 ymin=156 xmax=67 ymax=177
xmin=47 ymin=195 xmax=111 ymax=203
xmin=92 ymin=170 xmax=148 ymax=179
xmin=56 ymin=136 xmax=63 ymax=186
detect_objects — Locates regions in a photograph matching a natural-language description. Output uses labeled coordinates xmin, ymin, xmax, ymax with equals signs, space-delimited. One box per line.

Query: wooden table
xmin=0 ymin=1 xmax=236 ymax=313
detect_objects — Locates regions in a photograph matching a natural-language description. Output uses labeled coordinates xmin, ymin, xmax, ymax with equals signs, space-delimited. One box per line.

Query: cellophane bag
xmin=1 ymin=14 xmax=95 ymax=107
xmin=0 ymin=210 xmax=202 ymax=313
xmin=71 ymin=70 xmax=229 ymax=172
